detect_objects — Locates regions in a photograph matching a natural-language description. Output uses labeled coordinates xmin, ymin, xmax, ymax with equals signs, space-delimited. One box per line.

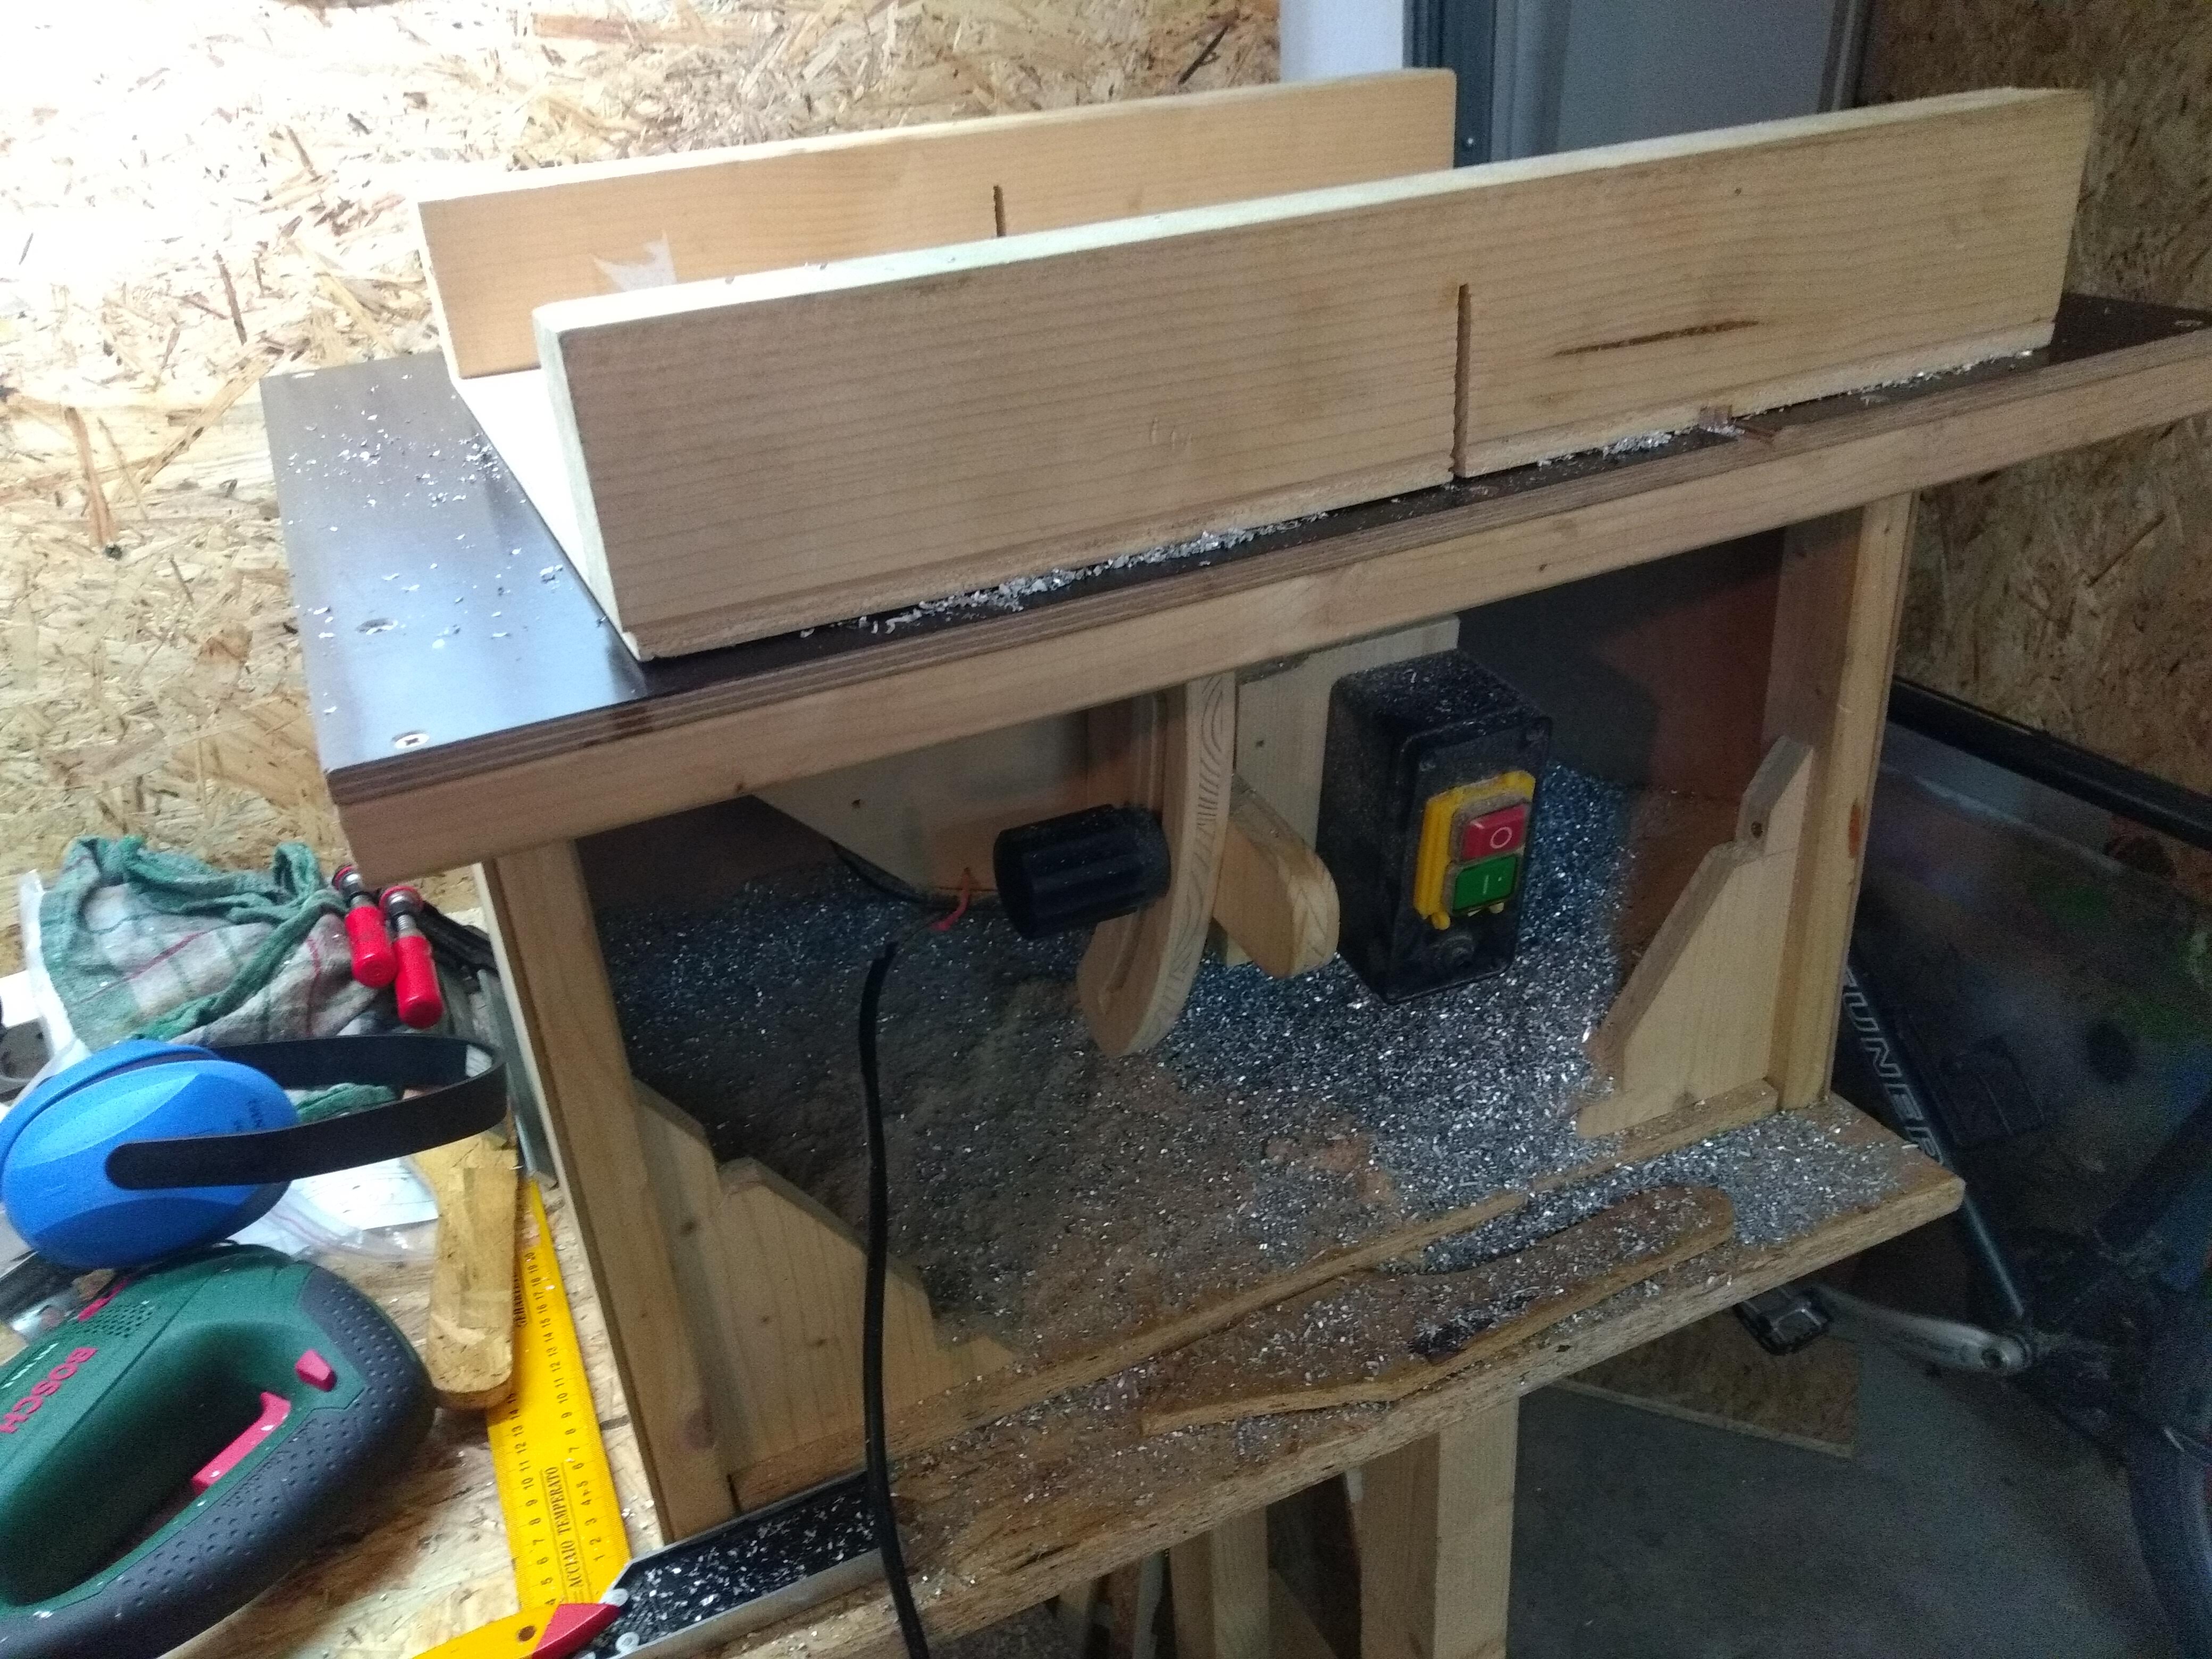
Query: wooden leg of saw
xmin=1169 ymin=1509 xmax=1270 ymax=1659
xmin=1078 ymin=674 xmax=1236 ymax=1055
xmin=1360 ymin=1401 xmax=1519 ymax=1659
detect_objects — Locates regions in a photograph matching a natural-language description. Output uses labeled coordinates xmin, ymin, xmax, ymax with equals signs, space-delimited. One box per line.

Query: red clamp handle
xmin=391 ymin=933 xmax=441 ymax=1029
xmin=342 ymin=904 xmax=398 ymax=990
xmin=381 ymin=886 xmax=444 ymax=1030
xmin=333 ymin=865 xmax=397 ymax=990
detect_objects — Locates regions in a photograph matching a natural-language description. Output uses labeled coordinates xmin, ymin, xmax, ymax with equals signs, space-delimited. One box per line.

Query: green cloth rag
xmin=40 ymin=836 xmax=395 ymax=1118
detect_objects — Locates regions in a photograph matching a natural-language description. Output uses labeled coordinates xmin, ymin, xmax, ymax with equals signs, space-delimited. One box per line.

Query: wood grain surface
xmin=1360 ymin=1403 xmax=1520 ymax=1659
xmin=1212 ymin=777 xmax=1338 ymax=978
xmin=416 ymin=1128 xmax=521 ymax=1411
xmin=475 ymin=847 xmax=735 ymax=1537
xmin=633 ymin=1083 xmax=1010 ymax=1495
xmin=1077 ymin=674 xmax=1237 ymax=1054
xmin=1579 ymin=740 xmax=1812 ymax=1136
xmin=422 ymin=72 xmax=1456 ymax=380
xmin=521 ymin=90 xmax=2085 ymax=655
xmin=1762 ymin=497 xmax=1919 ymax=1107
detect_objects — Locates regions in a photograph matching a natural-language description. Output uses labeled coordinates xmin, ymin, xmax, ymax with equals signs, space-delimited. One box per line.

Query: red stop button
xmin=1459 ymin=802 xmax=1528 ymax=861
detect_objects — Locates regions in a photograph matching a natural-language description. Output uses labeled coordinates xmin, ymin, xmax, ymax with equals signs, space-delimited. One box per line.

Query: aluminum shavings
xmin=1417 ymin=1107 xmax=1909 ymax=1274
xmin=1158 ymin=765 xmax=1631 ymax=1221
xmin=602 ymin=765 xmax=1636 ymax=1365
xmin=884 ymin=1116 xmax=1911 ymax=1537
xmin=830 ymin=513 xmax=1325 ymax=636
xmin=590 ymin=1478 xmax=875 ymax=1652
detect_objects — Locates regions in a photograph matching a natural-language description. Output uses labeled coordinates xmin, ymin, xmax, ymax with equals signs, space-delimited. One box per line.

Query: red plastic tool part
xmin=1457 ymin=801 xmax=1529 ymax=861
xmin=533 ymin=1602 xmax=623 ymax=1656
xmin=334 ymin=864 xmax=398 ymax=989
xmin=191 ymin=1390 xmax=291 ymax=1493
xmin=295 ymin=1348 xmax=337 ymax=1392
xmin=381 ymin=885 xmax=445 ymax=1029
xmin=391 ymin=932 xmax=441 ymax=1029
xmin=342 ymin=903 xmax=398 ymax=989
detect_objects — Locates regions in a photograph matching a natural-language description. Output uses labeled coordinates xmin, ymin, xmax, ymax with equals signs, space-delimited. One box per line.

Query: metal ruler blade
xmin=487 ymin=1180 xmax=626 ymax=1604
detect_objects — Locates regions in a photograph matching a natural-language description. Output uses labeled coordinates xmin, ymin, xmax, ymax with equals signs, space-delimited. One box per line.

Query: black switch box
xmin=1316 ymin=651 xmax=1549 ymax=1002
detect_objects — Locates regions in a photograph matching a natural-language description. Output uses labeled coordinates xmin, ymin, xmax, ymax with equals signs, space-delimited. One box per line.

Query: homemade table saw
xmin=251 ymin=73 xmax=2212 ymax=1659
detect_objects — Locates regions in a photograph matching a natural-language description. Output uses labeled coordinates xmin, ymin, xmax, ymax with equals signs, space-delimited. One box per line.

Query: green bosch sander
xmin=0 ymin=1244 xmax=432 ymax=1658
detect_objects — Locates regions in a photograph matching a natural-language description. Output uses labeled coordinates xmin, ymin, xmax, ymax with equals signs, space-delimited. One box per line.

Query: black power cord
xmin=858 ymin=940 xmax=932 ymax=1658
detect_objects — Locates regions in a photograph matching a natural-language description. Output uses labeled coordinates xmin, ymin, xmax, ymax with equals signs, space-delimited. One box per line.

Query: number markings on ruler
xmin=487 ymin=1181 xmax=626 ymax=1604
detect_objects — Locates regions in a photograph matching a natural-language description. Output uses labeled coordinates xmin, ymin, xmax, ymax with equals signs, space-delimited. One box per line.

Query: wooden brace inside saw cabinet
xmin=631 ymin=1082 xmax=1012 ymax=1479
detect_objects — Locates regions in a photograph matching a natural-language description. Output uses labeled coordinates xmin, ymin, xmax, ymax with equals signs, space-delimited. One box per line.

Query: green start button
xmin=1451 ymin=851 xmax=1520 ymax=913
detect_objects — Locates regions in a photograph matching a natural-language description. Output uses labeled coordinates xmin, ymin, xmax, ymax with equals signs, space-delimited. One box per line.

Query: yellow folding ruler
xmin=485 ymin=1180 xmax=626 ymax=1605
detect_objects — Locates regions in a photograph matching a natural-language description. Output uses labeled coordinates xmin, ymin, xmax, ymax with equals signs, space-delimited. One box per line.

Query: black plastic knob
xmin=992 ymin=806 xmax=1171 ymax=939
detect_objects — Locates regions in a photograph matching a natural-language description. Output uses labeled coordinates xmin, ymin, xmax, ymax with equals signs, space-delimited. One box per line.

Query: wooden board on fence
xmin=302 ymin=306 xmax=2212 ymax=879
xmin=420 ymin=72 xmax=1458 ymax=381
xmin=513 ymin=88 xmax=2083 ymax=657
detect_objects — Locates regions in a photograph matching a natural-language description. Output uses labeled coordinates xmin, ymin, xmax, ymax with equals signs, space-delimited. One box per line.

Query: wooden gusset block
xmin=1220 ymin=617 xmax=1457 ymax=970
xmin=491 ymin=88 xmax=2082 ymax=657
xmin=1213 ymin=777 xmax=1339 ymax=978
xmin=1578 ymin=738 xmax=1813 ymax=1137
xmin=630 ymin=1083 xmax=1010 ymax=1494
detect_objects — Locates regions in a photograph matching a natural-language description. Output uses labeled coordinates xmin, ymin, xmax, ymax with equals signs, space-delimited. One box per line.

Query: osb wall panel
xmin=1864 ymin=2 xmax=2212 ymax=894
xmin=0 ymin=0 xmax=1278 ymax=967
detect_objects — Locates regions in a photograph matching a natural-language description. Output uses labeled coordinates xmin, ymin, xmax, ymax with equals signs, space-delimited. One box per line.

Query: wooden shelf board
xmin=713 ymin=1096 xmax=1959 ymax=1657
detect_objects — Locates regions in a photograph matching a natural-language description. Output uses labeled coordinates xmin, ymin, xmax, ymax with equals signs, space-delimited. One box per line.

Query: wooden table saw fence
xmin=261 ymin=69 xmax=2212 ymax=1656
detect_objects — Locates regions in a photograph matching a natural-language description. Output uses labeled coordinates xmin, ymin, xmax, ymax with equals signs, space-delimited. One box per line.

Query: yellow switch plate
xmin=1412 ymin=770 xmax=1535 ymax=929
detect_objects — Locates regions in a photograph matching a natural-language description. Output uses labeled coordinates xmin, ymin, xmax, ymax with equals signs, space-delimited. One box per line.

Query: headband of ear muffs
xmin=0 ymin=1035 xmax=506 ymax=1270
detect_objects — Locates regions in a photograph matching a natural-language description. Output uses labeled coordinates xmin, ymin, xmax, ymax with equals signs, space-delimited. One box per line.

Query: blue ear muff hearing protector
xmin=0 ymin=1035 xmax=506 ymax=1270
